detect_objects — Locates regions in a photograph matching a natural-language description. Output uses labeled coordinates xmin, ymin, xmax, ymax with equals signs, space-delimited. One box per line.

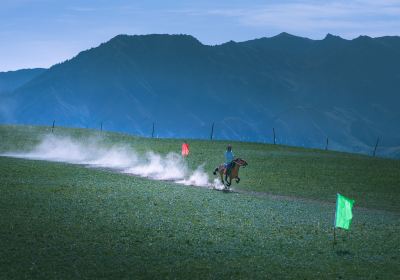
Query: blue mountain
xmin=0 ymin=68 xmax=46 ymax=123
xmin=0 ymin=68 xmax=46 ymax=94
xmin=1 ymin=33 xmax=400 ymax=157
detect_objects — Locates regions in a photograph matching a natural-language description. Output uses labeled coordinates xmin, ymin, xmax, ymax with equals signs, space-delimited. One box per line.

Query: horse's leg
xmin=213 ymin=167 xmax=218 ymax=175
xmin=232 ymin=167 xmax=240 ymax=183
xmin=219 ymin=172 xmax=224 ymax=185
xmin=226 ymin=175 xmax=232 ymax=187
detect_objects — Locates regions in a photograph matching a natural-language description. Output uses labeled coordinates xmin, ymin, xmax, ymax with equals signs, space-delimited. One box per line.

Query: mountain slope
xmin=4 ymin=34 xmax=400 ymax=157
xmin=0 ymin=68 xmax=46 ymax=94
xmin=0 ymin=68 xmax=47 ymax=123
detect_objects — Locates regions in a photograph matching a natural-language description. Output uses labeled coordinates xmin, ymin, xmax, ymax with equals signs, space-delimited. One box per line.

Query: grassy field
xmin=1 ymin=125 xmax=399 ymax=279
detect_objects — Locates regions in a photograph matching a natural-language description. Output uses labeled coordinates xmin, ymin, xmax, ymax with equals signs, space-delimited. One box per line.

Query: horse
xmin=213 ymin=158 xmax=248 ymax=188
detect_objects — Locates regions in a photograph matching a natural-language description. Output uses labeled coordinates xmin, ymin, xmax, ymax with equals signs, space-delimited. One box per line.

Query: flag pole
xmin=333 ymin=193 xmax=339 ymax=248
xmin=333 ymin=227 xmax=336 ymax=248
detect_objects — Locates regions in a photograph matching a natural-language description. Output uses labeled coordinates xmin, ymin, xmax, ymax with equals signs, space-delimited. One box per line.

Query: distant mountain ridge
xmin=0 ymin=68 xmax=46 ymax=94
xmin=1 ymin=33 xmax=400 ymax=157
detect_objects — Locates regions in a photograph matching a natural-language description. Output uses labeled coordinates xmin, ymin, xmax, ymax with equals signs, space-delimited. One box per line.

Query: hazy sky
xmin=1 ymin=0 xmax=399 ymax=71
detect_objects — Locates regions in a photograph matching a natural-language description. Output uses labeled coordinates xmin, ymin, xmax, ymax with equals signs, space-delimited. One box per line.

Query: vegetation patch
xmin=0 ymin=125 xmax=399 ymax=278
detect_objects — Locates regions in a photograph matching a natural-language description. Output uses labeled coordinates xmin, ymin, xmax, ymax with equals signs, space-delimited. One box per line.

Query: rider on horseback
xmin=213 ymin=146 xmax=247 ymax=188
xmin=224 ymin=144 xmax=234 ymax=181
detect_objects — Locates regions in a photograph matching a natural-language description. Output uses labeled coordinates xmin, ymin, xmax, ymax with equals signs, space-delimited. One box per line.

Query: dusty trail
xmin=2 ymin=152 xmax=398 ymax=215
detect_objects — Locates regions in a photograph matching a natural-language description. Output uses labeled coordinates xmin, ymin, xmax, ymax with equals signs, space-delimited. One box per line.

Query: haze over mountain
xmin=0 ymin=68 xmax=46 ymax=94
xmin=1 ymin=33 xmax=400 ymax=157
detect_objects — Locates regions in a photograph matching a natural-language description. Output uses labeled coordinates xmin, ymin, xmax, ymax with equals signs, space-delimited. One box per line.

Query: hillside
xmin=2 ymin=34 xmax=400 ymax=157
xmin=0 ymin=68 xmax=46 ymax=124
xmin=0 ymin=68 xmax=46 ymax=94
xmin=1 ymin=124 xmax=399 ymax=211
xmin=1 ymin=125 xmax=399 ymax=279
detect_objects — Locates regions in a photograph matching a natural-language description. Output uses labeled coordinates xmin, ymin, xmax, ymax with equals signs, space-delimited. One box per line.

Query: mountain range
xmin=1 ymin=33 xmax=400 ymax=157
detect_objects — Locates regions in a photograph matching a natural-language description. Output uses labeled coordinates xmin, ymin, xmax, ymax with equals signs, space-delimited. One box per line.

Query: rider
xmin=224 ymin=144 xmax=234 ymax=181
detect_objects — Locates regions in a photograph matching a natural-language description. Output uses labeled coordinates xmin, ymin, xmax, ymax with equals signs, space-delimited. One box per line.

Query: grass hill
xmin=1 ymin=34 xmax=400 ymax=157
xmin=1 ymin=124 xmax=399 ymax=211
xmin=0 ymin=125 xmax=399 ymax=279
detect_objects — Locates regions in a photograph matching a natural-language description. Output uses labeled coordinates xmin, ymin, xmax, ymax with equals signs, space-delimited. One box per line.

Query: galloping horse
xmin=213 ymin=158 xmax=248 ymax=188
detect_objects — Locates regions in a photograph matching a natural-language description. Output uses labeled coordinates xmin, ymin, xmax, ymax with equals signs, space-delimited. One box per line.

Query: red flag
xmin=182 ymin=143 xmax=189 ymax=157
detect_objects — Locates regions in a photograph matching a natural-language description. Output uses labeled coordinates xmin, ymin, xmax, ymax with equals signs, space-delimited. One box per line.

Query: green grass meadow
xmin=1 ymin=125 xmax=399 ymax=279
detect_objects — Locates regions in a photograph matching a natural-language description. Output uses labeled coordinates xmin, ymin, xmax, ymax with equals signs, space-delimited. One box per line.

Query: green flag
xmin=334 ymin=193 xmax=355 ymax=230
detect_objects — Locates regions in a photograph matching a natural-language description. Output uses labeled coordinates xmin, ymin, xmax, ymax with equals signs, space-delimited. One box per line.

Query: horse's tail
xmin=213 ymin=167 xmax=219 ymax=175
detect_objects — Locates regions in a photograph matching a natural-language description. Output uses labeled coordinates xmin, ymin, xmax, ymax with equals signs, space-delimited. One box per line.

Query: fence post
xmin=325 ymin=137 xmax=329 ymax=151
xmin=273 ymin=128 xmax=276 ymax=145
xmin=373 ymin=137 xmax=380 ymax=157
xmin=210 ymin=122 xmax=214 ymax=140
xmin=151 ymin=123 xmax=155 ymax=138
xmin=51 ymin=120 xmax=55 ymax=133
xmin=100 ymin=122 xmax=103 ymax=132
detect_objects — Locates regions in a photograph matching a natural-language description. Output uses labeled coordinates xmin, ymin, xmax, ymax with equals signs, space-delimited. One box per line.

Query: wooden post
xmin=100 ymin=122 xmax=103 ymax=132
xmin=333 ymin=227 xmax=336 ymax=248
xmin=325 ymin=137 xmax=329 ymax=151
xmin=151 ymin=123 xmax=155 ymax=138
xmin=51 ymin=120 xmax=55 ymax=133
xmin=210 ymin=122 xmax=214 ymax=140
xmin=333 ymin=193 xmax=338 ymax=248
xmin=273 ymin=128 xmax=276 ymax=145
xmin=373 ymin=137 xmax=380 ymax=157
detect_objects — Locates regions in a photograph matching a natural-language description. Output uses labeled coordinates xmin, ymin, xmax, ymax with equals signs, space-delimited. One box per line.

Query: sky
xmin=1 ymin=0 xmax=399 ymax=71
